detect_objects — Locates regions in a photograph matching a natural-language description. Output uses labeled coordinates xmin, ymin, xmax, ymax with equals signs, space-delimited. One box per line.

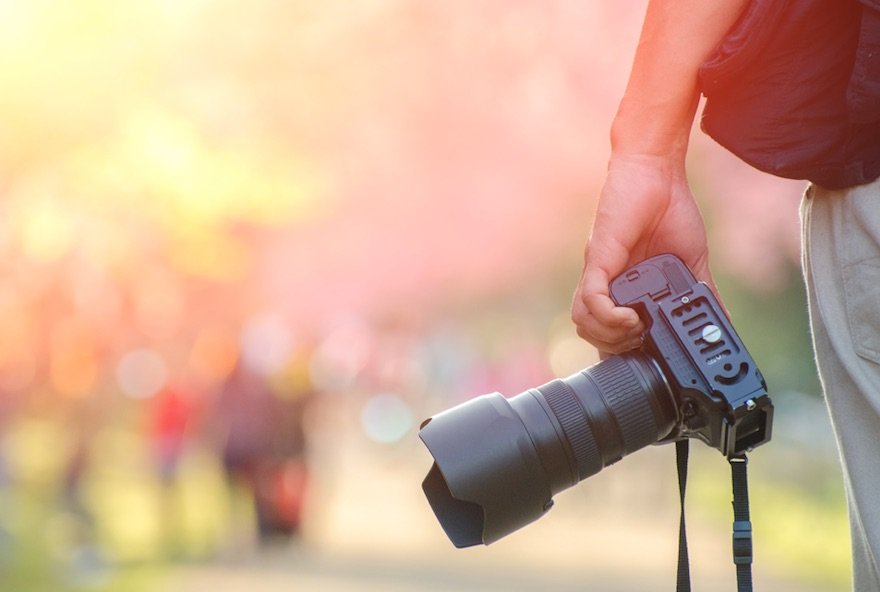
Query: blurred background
xmin=0 ymin=1 xmax=849 ymax=591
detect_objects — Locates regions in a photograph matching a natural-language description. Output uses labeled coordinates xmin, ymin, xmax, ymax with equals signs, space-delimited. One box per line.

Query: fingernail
xmin=626 ymin=325 xmax=643 ymax=338
xmin=626 ymin=338 xmax=643 ymax=351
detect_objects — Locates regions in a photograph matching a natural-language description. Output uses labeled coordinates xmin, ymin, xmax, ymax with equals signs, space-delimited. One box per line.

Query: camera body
xmin=610 ymin=253 xmax=772 ymax=457
xmin=418 ymin=254 xmax=773 ymax=547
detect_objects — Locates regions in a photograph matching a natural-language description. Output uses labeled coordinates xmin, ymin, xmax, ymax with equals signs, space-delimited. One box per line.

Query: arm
xmin=571 ymin=0 xmax=748 ymax=354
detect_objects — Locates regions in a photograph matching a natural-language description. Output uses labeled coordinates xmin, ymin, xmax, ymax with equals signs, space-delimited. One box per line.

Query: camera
xmin=419 ymin=254 xmax=773 ymax=548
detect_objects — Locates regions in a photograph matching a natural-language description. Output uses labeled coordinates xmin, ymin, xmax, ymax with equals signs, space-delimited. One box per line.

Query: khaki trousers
xmin=802 ymin=178 xmax=880 ymax=592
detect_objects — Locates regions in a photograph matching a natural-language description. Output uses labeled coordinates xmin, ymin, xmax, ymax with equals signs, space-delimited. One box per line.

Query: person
xmin=212 ymin=360 xmax=277 ymax=546
xmin=570 ymin=1 xmax=880 ymax=590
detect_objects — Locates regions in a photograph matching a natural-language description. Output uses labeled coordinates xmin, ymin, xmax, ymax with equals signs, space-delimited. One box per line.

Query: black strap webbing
xmin=674 ymin=442 xmax=754 ymax=592
xmin=730 ymin=455 xmax=753 ymax=592
xmin=675 ymin=440 xmax=691 ymax=592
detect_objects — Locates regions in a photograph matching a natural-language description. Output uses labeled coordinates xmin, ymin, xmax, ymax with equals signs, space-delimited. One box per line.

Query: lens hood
xmin=419 ymin=393 xmax=555 ymax=547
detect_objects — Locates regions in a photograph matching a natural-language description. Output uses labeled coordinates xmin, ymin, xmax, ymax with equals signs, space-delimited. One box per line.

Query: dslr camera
xmin=419 ymin=254 xmax=773 ymax=547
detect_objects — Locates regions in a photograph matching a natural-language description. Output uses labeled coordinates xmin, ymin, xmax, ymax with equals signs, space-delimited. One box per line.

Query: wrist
xmin=605 ymin=145 xmax=689 ymax=183
xmin=609 ymin=96 xmax=696 ymax=162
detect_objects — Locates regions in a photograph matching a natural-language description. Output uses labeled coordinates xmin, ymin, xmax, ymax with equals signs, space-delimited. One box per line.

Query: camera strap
xmin=675 ymin=440 xmax=691 ymax=591
xmin=674 ymin=440 xmax=754 ymax=592
xmin=730 ymin=455 xmax=753 ymax=592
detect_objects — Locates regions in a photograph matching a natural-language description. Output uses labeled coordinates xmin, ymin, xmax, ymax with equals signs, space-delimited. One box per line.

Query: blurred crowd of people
xmin=0 ymin=300 xmax=324 ymax=580
xmin=0 ymin=280 xmax=577 ymax=589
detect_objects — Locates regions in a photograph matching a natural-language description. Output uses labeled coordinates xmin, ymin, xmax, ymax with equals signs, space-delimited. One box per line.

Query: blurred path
xmin=162 ymin=437 xmax=835 ymax=592
xmin=167 ymin=548 xmax=635 ymax=592
xmin=166 ymin=545 xmax=830 ymax=592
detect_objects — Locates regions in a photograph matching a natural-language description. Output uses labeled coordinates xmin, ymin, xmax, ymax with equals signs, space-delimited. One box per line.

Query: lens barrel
xmin=420 ymin=352 xmax=678 ymax=547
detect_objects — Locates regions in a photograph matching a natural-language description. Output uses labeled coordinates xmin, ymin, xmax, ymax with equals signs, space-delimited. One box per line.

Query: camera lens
xmin=419 ymin=352 xmax=678 ymax=547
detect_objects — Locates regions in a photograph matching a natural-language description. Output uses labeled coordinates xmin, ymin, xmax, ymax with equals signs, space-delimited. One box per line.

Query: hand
xmin=571 ymin=154 xmax=720 ymax=355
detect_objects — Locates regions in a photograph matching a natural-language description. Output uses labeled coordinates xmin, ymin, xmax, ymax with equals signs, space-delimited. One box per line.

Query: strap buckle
xmin=732 ymin=520 xmax=753 ymax=565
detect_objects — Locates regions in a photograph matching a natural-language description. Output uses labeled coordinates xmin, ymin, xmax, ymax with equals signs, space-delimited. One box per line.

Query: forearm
xmin=611 ymin=0 xmax=749 ymax=161
xmin=574 ymin=1 xmax=744 ymax=351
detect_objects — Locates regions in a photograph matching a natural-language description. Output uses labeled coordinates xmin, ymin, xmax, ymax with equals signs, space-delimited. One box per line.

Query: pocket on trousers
xmin=843 ymin=260 xmax=880 ymax=364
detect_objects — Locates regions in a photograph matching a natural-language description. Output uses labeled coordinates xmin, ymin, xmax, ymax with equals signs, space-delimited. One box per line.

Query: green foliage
xmin=716 ymin=264 xmax=822 ymax=397
xmin=690 ymin=453 xmax=850 ymax=591
xmin=0 ymin=418 xmax=233 ymax=592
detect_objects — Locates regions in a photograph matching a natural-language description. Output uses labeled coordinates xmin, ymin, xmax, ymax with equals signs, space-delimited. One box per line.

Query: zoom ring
xmin=542 ymin=379 xmax=602 ymax=480
xmin=588 ymin=356 xmax=660 ymax=454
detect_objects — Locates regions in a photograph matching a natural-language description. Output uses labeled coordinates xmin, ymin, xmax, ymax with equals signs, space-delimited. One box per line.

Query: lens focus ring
xmin=541 ymin=379 xmax=602 ymax=480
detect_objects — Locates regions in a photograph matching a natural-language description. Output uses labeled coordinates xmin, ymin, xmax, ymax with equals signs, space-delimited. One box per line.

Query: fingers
xmin=572 ymin=266 xmax=644 ymax=355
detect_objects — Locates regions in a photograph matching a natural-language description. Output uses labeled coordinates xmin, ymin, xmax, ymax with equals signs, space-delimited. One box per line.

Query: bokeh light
xmin=0 ymin=2 xmax=846 ymax=592
xmin=116 ymin=349 xmax=168 ymax=399
xmin=360 ymin=393 xmax=415 ymax=445
xmin=240 ymin=312 xmax=295 ymax=376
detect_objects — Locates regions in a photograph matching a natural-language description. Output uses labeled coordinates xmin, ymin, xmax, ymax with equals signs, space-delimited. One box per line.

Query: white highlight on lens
xmin=115 ymin=349 xmax=167 ymax=399
xmin=360 ymin=393 xmax=414 ymax=444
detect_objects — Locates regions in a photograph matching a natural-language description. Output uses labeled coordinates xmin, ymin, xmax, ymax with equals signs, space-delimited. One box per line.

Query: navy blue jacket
xmin=699 ymin=0 xmax=880 ymax=189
